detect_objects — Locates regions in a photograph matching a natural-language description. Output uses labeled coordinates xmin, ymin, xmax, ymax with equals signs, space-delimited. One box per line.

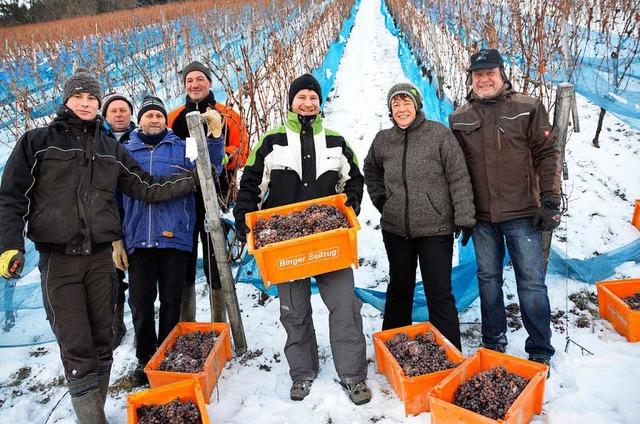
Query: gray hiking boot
xmin=529 ymin=356 xmax=551 ymax=378
xmin=290 ymin=380 xmax=313 ymax=401
xmin=340 ymin=380 xmax=371 ymax=405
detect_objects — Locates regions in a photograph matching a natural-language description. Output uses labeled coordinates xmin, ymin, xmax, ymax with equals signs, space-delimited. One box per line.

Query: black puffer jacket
xmin=0 ymin=107 xmax=196 ymax=255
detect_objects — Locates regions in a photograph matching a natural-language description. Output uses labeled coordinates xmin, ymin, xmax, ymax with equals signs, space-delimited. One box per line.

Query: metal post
xmin=186 ymin=111 xmax=247 ymax=355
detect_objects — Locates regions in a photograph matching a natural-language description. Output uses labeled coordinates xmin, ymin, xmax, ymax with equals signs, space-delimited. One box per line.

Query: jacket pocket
xmin=425 ymin=191 xmax=443 ymax=216
xmin=92 ymin=155 xmax=119 ymax=193
xmin=39 ymin=149 xmax=79 ymax=188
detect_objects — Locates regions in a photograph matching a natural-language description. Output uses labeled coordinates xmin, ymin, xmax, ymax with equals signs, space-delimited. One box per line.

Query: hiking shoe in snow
xmin=529 ymin=356 xmax=551 ymax=378
xmin=290 ymin=380 xmax=313 ymax=401
xmin=481 ymin=343 xmax=506 ymax=353
xmin=130 ymin=363 xmax=149 ymax=387
xmin=340 ymin=380 xmax=371 ymax=405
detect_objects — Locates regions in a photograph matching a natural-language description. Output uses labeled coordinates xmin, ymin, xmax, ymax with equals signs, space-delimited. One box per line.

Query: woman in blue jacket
xmin=122 ymin=95 xmax=224 ymax=386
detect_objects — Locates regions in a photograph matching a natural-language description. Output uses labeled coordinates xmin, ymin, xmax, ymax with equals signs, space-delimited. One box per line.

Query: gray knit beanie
xmin=182 ymin=60 xmax=212 ymax=84
xmin=137 ymin=95 xmax=167 ymax=122
xmin=102 ymin=92 xmax=134 ymax=117
xmin=387 ymin=82 xmax=423 ymax=111
xmin=62 ymin=67 xmax=103 ymax=107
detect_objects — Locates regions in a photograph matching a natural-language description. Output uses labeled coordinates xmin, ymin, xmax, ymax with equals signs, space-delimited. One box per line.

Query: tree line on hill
xmin=0 ymin=0 xmax=181 ymax=26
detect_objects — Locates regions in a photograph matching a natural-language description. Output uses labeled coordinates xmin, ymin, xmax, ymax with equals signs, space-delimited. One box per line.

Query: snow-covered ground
xmin=1 ymin=0 xmax=639 ymax=422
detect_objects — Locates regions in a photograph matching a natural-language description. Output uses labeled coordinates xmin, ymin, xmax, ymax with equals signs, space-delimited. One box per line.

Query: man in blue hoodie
xmin=122 ymin=95 xmax=225 ymax=386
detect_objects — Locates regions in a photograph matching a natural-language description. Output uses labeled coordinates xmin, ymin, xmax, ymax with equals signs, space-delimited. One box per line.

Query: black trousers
xmin=39 ymin=249 xmax=116 ymax=380
xmin=381 ymin=230 xmax=461 ymax=350
xmin=185 ymin=192 xmax=222 ymax=290
xmin=116 ymin=268 xmax=128 ymax=304
xmin=128 ymin=248 xmax=189 ymax=362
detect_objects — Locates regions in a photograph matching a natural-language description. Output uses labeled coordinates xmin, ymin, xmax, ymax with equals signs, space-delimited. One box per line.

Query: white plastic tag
xmin=185 ymin=137 xmax=198 ymax=160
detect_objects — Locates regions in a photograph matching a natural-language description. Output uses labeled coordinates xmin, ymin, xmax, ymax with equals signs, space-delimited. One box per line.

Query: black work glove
xmin=532 ymin=192 xmax=562 ymax=232
xmin=235 ymin=219 xmax=251 ymax=243
xmin=0 ymin=250 xmax=25 ymax=279
xmin=344 ymin=193 xmax=361 ymax=216
xmin=191 ymin=166 xmax=200 ymax=188
xmin=455 ymin=227 xmax=474 ymax=247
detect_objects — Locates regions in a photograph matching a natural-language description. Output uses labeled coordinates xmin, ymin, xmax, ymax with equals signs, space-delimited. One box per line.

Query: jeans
xmin=473 ymin=218 xmax=554 ymax=359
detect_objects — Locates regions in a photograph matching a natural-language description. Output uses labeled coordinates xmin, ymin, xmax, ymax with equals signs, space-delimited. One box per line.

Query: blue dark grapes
xmin=254 ymin=204 xmax=349 ymax=248
xmin=385 ymin=331 xmax=460 ymax=376
xmin=137 ymin=398 xmax=202 ymax=424
xmin=453 ymin=366 xmax=529 ymax=420
xmin=158 ymin=330 xmax=216 ymax=373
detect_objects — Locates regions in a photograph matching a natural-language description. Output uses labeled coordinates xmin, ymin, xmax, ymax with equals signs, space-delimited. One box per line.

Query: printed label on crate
xmin=277 ymin=246 xmax=340 ymax=269
xmin=607 ymin=304 xmax=629 ymax=327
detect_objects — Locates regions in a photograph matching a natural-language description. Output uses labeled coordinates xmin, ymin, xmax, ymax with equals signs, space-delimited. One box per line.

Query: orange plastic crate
xmin=245 ymin=194 xmax=360 ymax=288
xmin=372 ymin=322 xmax=466 ymax=416
xmin=144 ymin=322 xmax=232 ymax=403
xmin=127 ymin=379 xmax=210 ymax=424
xmin=596 ymin=279 xmax=640 ymax=342
xmin=632 ymin=199 xmax=640 ymax=231
xmin=429 ymin=348 xmax=547 ymax=424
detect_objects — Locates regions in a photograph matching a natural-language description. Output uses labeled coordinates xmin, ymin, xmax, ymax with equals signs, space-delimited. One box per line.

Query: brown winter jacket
xmin=449 ymin=89 xmax=560 ymax=223
xmin=363 ymin=112 xmax=476 ymax=238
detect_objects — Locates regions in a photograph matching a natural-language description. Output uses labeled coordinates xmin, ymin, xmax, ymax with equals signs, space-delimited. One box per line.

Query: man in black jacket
xmin=0 ymin=68 xmax=196 ymax=424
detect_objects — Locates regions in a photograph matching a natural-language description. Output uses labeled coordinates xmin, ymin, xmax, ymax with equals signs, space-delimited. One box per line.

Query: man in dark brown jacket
xmin=449 ymin=49 xmax=561 ymax=372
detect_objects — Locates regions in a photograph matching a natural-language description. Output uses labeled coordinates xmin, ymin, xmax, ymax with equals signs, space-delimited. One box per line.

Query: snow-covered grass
xmin=0 ymin=0 xmax=639 ymax=422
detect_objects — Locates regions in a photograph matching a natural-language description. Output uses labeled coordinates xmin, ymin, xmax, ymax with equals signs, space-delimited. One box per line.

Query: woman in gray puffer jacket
xmin=363 ymin=83 xmax=475 ymax=349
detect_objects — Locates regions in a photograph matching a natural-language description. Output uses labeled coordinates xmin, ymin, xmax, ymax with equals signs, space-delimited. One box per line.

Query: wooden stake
xmin=186 ymin=111 xmax=247 ymax=355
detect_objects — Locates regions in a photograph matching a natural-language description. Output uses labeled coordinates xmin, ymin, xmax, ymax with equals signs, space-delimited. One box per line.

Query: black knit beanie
xmin=102 ymin=92 xmax=134 ymax=117
xmin=62 ymin=67 xmax=103 ymax=107
xmin=387 ymin=82 xmax=423 ymax=111
xmin=182 ymin=60 xmax=212 ymax=84
xmin=288 ymin=74 xmax=322 ymax=108
xmin=137 ymin=95 xmax=167 ymax=122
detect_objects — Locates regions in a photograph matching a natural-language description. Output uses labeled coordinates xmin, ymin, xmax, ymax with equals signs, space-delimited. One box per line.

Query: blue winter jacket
xmin=122 ymin=129 xmax=224 ymax=254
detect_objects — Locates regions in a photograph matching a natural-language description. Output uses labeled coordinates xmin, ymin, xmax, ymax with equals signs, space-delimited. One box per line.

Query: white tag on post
xmin=185 ymin=137 xmax=198 ymax=160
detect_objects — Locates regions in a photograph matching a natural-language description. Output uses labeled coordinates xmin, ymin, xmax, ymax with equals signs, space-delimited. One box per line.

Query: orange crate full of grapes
xmin=429 ymin=348 xmax=548 ymax=424
xmin=373 ymin=322 xmax=466 ymax=416
xmin=245 ymin=194 xmax=360 ymax=288
xmin=596 ymin=278 xmax=640 ymax=342
xmin=127 ymin=379 xmax=210 ymax=424
xmin=144 ymin=322 xmax=232 ymax=403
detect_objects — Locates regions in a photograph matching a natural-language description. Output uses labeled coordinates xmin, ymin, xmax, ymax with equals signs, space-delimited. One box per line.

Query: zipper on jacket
xmin=147 ymin=147 xmax=154 ymax=246
xmin=401 ymin=130 xmax=411 ymax=238
xmin=497 ymin=125 xmax=504 ymax=150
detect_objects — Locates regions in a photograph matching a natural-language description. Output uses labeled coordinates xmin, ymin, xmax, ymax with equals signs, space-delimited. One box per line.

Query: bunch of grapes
xmin=385 ymin=331 xmax=459 ymax=377
xmin=137 ymin=398 xmax=202 ymax=424
xmin=158 ymin=330 xmax=217 ymax=373
xmin=253 ymin=204 xmax=350 ymax=248
xmin=622 ymin=291 xmax=640 ymax=310
xmin=453 ymin=366 xmax=529 ymax=420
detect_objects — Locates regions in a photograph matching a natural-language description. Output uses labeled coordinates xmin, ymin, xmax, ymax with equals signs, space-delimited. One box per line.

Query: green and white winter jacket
xmin=234 ymin=111 xmax=363 ymax=223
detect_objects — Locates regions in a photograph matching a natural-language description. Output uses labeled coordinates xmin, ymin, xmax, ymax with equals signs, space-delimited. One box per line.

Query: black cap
xmin=288 ymin=74 xmax=322 ymax=108
xmin=468 ymin=49 xmax=504 ymax=72
xmin=137 ymin=95 xmax=167 ymax=122
xmin=182 ymin=60 xmax=212 ymax=84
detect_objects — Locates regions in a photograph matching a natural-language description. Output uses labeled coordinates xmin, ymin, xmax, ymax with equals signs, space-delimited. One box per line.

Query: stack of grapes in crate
xmin=245 ymin=194 xmax=360 ymax=287
xmin=429 ymin=348 xmax=548 ymax=423
xmin=373 ymin=322 xmax=466 ymax=416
